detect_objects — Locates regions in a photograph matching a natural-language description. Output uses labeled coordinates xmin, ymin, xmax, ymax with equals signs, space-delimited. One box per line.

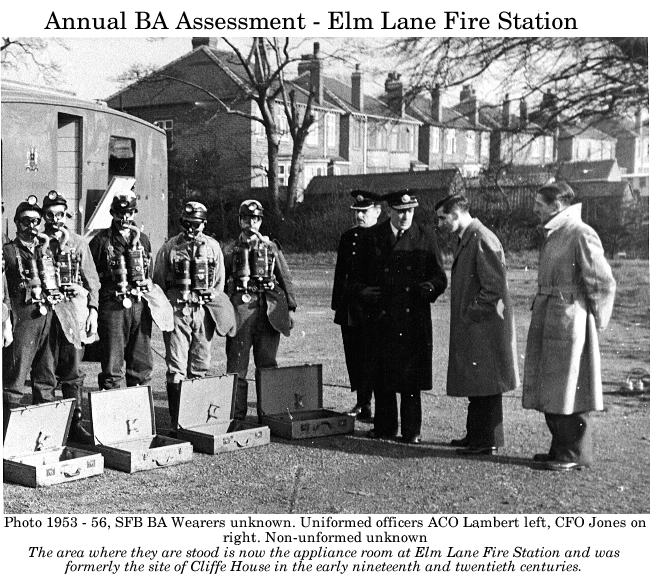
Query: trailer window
xmin=109 ymin=136 xmax=136 ymax=179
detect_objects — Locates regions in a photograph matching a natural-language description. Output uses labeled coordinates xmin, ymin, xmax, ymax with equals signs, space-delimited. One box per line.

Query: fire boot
xmin=166 ymin=382 xmax=182 ymax=437
xmin=68 ymin=407 xmax=94 ymax=445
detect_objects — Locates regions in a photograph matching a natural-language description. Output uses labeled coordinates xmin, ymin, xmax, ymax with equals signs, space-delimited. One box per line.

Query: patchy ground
xmin=4 ymin=255 xmax=649 ymax=514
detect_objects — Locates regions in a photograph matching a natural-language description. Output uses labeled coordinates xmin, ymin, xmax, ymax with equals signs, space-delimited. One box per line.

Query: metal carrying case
xmin=257 ymin=365 xmax=355 ymax=439
xmin=176 ymin=375 xmax=270 ymax=454
xmin=3 ymin=399 xmax=104 ymax=487
xmin=80 ymin=385 xmax=193 ymax=473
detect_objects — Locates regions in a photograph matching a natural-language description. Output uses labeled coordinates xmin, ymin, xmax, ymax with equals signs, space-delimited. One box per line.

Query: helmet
xmin=182 ymin=201 xmax=208 ymax=222
xmin=111 ymin=190 xmax=138 ymax=214
xmin=42 ymin=190 xmax=69 ymax=211
xmin=239 ymin=199 xmax=264 ymax=217
xmin=15 ymin=195 xmax=43 ymax=219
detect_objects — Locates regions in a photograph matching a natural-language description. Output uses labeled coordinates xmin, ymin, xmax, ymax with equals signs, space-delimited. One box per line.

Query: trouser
xmin=374 ymin=387 xmax=422 ymax=439
xmin=2 ymin=306 xmax=54 ymax=407
xmin=465 ymin=394 xmax=504 ymax=447
xmin=544 ymin=412 xmax=593 ymax=466
xmin=341 ymin=324 xmax=372 ymax=408
xmin=226 ymin=296 xmax=280 ymax=420
xmin=97 ymin=299 xmax=153 ymax=390
xmin=164 ymin=306 xmax=213 ymax=383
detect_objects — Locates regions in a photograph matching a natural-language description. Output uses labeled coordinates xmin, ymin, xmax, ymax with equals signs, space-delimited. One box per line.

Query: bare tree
xmin=1 ymin=37 xmax=68 ymax=84
xmin=111 ymin=63 xmax=160 ymax=88
xmin=381 ymin=37 xmax=647 ymax=125
xmin=124 ymin=37 xmax=316 ymax=217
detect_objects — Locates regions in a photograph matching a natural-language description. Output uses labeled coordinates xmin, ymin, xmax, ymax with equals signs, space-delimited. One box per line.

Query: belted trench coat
xmin=522 ymin=204 xmax=616 ymax=415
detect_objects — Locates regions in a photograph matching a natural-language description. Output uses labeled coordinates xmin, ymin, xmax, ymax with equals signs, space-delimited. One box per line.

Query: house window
xmin=326 ymin=112 xmax=336 ymax=148
xmin=446 ymin=129 xmax=456 ymax=155
xmin=306 ymin=111 xmax=319 ymax=147
xmin=545 ymin=136 xmax=554 ymax=161
xmin=278 ymin=163 xmax=289 ymax=186
xmin=398 ymin=126 xmax=412 ymax=152
xmin=368 ymin=124 xmax=387 ymax=150
xmin=481 ymin=131 xmax=490 ymax=159
xmin=389 ymin=126 xmax=399 ymax=151
xmin=431 ymin=127 xmax=441 ymax=154
xmin=531 ymin=137 xmax=540 ymax=159
xmin=352 ymin=118 xmax=363 ymax=149
xmin=154 ymin=120 xmax=173 ymax=150
xmin=466 ymin=131 xmax=476 ymax=159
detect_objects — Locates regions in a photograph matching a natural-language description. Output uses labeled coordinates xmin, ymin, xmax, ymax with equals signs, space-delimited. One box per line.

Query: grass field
xmin=4 ymin=255 xmax=649 ymax=514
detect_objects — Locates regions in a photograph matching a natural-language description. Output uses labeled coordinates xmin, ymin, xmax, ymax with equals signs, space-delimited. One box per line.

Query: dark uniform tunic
xmin=3 ymin=238 xmax=56 ymax=406
xmin=354 ymin=220 xmax=447 ymax=438
xmin=89 ymin=225 xmax=154 ymax=390
xmin=223 ymin=233 xmax=297 ymax=420
xmin=331 ymin=226 xmax=370 ymax=407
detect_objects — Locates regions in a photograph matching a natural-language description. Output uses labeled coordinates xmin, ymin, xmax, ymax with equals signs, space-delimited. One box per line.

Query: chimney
xmin=430 ymin=84 xmax=443 ymax=123
xmin=460 ymin=85 xmax=479 ymax=126
xmin=351 ymin=64 xmax=364 ymax=112
xmin=519 ymin=98 xmax=528 ymax=129
xmin=385 ymin=72 xmax=404 ymax=117
xmin=460 ymin=85 xmax=473 ymax=103
xmin=297 ymin=42 xmax=323 ymax=105
xmin=192 ymin=38 xmax=218 ymax=50
xmin=502 ymin=94 xmax=511 ymax=128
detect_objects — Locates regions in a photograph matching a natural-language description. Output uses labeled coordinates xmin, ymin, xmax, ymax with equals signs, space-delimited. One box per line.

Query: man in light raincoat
xmin=523 ymin=182 xmax=616 ymax=471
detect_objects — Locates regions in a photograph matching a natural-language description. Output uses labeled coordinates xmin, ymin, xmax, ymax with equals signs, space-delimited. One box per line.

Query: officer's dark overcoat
xmin=354 ymin=219 xmax=447 ymax=394
xmin=331 ymin=226 xmax=369 ymax=326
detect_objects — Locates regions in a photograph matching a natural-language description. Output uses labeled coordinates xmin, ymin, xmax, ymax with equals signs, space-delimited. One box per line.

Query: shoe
xmin=456 ymin=446 xmax=497 ymax=456
xmin=67 ymin=408 xmax=94 ymax=446
xmin=356 ymin=407 xmax=372 ymax=421
xmin=401 ymin=435 xmax=422 ymax=445
xmin=347 ymin=405 xmax=363 ymax=417
xmin=449 ymin=436 xmax=469 ymax=447
xmin=367 ymin=429 xmax=397 ymax=439
xmin=533 ymin=453 xmax=554 ymax=462
xmin=543 ymin=461 xmax=585 ymax=471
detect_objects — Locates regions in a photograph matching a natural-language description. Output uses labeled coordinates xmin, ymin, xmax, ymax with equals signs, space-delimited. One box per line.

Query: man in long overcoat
xmin=354 ymin=190 xmax=447 ymax=444
xmin=435 ymin=194 xmax=518 ymax=455
xmin=523 ymin=182 xmax=616 ymax=471
xmin=331 ymin=190 xmax=382 ymax=421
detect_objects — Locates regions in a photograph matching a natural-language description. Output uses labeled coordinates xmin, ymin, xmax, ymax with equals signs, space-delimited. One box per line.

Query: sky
xmin=1 ymin=37 xmax=495 ymax=107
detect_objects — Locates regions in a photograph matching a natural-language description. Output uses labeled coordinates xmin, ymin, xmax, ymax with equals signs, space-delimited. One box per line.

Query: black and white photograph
xmin=1 ymin=3 xmax=648 ymax=578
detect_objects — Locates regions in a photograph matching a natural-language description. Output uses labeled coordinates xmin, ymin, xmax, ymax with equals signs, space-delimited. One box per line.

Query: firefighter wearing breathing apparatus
xmin=223 ymin=199 xmax=297 ymax=421
xmin=3 ymin=196 xmax=60 ymax=409
xmin=35 ymin=191 xmax=100 ymax=443
xmin=153 ymin=201 xmax=236 ymax=433
xmin=89 ymin=190 xmax=173 ymax=391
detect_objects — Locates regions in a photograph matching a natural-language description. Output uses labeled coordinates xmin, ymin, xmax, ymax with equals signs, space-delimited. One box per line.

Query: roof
xmin=2 ymin=80 xmax=165 ymax=135
xmin=304 ymin=169 xmax=462 ymax=197
xmin=292 ymin=73 xmax=419 ymax=122
xmin=408 ymin=96 xmax=483 ymax=130
xmin=559 ymin=123 xmax=617 ymax=141
xmin=571 ymin=180 xmax=635 ymax=201
xmin=556 ymin=160 xmax=621 ymax=182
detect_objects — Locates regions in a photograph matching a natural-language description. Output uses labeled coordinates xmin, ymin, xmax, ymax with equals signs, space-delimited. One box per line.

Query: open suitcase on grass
xmin=79 ymin=385 xmax=193 ymax=473
xmin=176 ymin=375 xmax=270 ymax=454
xmin=3 ymin=399 xmax=104 ymax=487
xmin=256 ymin=364 xmax=355 ymax=439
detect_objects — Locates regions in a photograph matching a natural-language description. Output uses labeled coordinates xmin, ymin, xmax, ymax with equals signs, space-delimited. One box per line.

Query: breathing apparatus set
xmin=231 ymin=200 xmax=276 ymax=304
xmin=16 ymin=195 xmax=74 ymax=315
xmin=107 ymin=192 xmax=150 ymax=308
xmin=172 ymin=202 xmax=216 ymax=310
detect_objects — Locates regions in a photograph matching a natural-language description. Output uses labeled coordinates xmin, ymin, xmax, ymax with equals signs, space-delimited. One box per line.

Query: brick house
xmin=410 ymin=84 xmax=491 ymax=177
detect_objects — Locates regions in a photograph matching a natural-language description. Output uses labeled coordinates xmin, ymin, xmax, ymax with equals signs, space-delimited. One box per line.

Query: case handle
xmin=155 ymin=455 xmax=173 ymax=467
xmin=63 ymin=466 xmax=81 ymax=478
xmin=234 ymin=438 xmax=250 ymax=448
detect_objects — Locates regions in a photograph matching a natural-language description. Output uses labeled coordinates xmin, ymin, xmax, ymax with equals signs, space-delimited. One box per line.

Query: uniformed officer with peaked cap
xmin=331 ymin=189 xmax=382 ymax=420
xmin=353 ymin=189 xmax=447 ymax=444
